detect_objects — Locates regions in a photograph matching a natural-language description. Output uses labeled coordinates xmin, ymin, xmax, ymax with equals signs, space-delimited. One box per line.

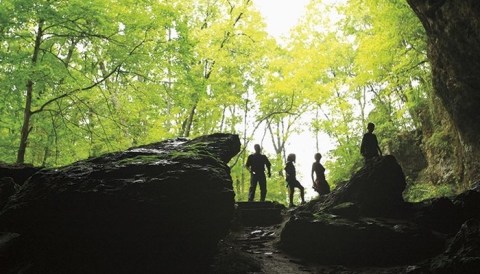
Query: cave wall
xmin=418 ymin=92 xmax=463 ymax=186
xmin=407 ymin=0 xmax=480 ymax=185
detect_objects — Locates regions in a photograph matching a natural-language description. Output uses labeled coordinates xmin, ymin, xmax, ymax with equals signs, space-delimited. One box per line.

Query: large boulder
xmin=0 ymin=164 xmax=39 ymax=211
xmin=410 ymin=184 xmax=480 ymax=235
xmin=411 ymin=197 xmax=463 ymax=234
xmin=280 ymin=155 xmax=480 ymax=267
xmin=0 ymin=133 xmax=240 ymax=273
xmin=0 ymin=178 xmax=16 ymax=209
xmin=454 ymin=190 xmax=480 ymax=222
xmin=280 ymin=212 xmax=444 ymax=266
xmin=409 ymin=219 xmax=480 ymax=274
xmin=318 ymin=155 xmax=406 ymax=217
xmin=280 ymin=156 xmax=446 ymax=266
xmin=0 ymin=163 xmax=41 ymax=185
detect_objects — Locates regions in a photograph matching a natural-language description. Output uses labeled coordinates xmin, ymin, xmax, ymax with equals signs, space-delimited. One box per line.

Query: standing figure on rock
xmin=285 ymin=153 xmax=306 ymax=207
xmin=360 ymin=122 xmax=382 ymax=165
xmin=311 ymin=153 xmax=330 ymax=195
xmin=245 ymin=144 xmax=271 ymax=202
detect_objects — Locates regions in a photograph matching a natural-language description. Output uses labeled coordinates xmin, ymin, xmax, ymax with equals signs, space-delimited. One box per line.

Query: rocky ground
xmin=209 ymin=156 xmax=480 ymax=273
xmin=2 ymin=134 xmax=479 ymax=273
xmin=211 ymin=207 xmax=407 ymax=274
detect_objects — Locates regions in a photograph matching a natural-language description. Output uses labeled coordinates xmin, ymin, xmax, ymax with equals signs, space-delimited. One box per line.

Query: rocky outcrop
xmin=0 ymin=178 xmax=16 ymax=209
xmin=280 ymin=155 xmax=480 ymax=267
xmin=384 ymin=130 xmax=427 ymax=183
xmin=409 ymin=219 xmax=480 ymax=274
xmin=281 ymin=212 xmax=444 ymax=266
xmin=0 ymin=133 xmax=240 ymax=273
xmin=0 ymin=164 xmax=41 ymax=211
xmin=235 ymin=201 xmax=284 ymax=226
xmin=407 ymin=0 xmax=480 ymax=185
xmin=316 ymin=155 xmax=406 ymax=217
xmin=0 ymin=163 xmax=41 ymax=185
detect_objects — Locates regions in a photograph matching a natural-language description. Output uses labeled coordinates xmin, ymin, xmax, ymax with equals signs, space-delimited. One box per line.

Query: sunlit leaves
xmin=0 ymin=0 xmax=276 ymax=166
xmin=0 ymin=0 xmax=435 ymax=198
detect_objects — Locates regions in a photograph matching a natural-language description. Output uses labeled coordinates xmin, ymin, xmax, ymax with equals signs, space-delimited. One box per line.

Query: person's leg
xmin=324 ymin=180 xmax=331 ymax=194
xmin=248 ymin=175 xmax=258 ymax=202
xmin=288 ymin=186 xmax=294 ymax=207
xmin=299 ymin=184 xmax=305 ymax=204
xmin=258 ymin=173 xmax=267 ymax=201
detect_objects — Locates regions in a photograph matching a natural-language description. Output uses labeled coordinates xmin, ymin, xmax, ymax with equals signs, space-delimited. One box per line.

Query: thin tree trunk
xmin=183 ymin=102 xmax=197 ymax=137
xmin=241 ymin=92 xmax=249 ymax=190
xmin=17 ymin=81 xmax=33 ymax=164
xmin=219 ymin=106 xmax=226 ymax=132
xmin=17 ymin=20 xmax=44 ymax=164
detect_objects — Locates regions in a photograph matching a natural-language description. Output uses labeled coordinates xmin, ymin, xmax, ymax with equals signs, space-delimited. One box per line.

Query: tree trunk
xmin=16 ymin=81 xmax=33 ymax=164
xmin=183 ymin=103 xmax=197 ymax=137
xmin=16 ymin=20 xmax=44 ymax=164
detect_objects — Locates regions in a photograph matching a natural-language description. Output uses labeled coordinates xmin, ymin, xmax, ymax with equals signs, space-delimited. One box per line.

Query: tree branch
xmin=31 ymin=63 xmax=122 ymax=116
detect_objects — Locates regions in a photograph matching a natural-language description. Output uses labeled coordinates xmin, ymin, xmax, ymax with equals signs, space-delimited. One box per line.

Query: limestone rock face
xmin=385 ymin=130 xmax=427 ymax=183
xmin=0 ymin=133 xmax=240 ymax=273
xmin=407 ymin=0 xmax=480 ymax=184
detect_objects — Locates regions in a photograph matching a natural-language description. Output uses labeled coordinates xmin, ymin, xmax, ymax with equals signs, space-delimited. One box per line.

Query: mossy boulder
xmin=0 ymin=133 xmax=240 ymax=273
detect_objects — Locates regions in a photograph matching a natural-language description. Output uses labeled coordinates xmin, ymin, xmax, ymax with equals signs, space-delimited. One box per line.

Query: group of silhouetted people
xmin=245 ymin=146 xmax=329 ymax=207
xmin=245 ymin=122 xmax=382 ymax=207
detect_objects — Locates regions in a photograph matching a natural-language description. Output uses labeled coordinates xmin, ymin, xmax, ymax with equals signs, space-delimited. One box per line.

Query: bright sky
xmin=253 ymin=0 xmax=310 ymax=41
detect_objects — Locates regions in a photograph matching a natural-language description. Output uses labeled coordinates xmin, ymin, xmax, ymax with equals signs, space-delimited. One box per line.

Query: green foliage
xmin=403 ymin=182 xmax=457 ymax=202
xmin=0 ymin=0 xmax=455 ymax=201
xmin=425 ymin=129 xmax=452 ymax=157
xmin=325 ymin=143 xmax=363 ymax=186
xmin=0 ymin=0 xmax=273 ymax=166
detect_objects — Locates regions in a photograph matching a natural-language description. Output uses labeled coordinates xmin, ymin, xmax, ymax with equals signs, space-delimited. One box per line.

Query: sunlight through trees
xmin=0 ymin=0 xmax=458 ymax=203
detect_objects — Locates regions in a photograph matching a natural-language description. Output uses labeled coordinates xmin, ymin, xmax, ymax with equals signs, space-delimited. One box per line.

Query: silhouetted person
xmin=311 ymin=153 xmax=330 ymax=195
xmin=284 ymin=153 xmax=305 ymax=207
xmin=360 ymin=122 xmax=382 ymax=165
xmin=245 ymin=144 xmax=271 ymax=202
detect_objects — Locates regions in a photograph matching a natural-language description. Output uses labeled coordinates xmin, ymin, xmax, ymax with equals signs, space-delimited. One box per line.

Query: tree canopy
xmin=0 ymin=0 xmax=458 ymax=203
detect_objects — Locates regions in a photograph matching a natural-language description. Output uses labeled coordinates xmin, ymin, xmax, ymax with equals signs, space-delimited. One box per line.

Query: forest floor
xmin=210 ymin=208 xmax=408 ymax=274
